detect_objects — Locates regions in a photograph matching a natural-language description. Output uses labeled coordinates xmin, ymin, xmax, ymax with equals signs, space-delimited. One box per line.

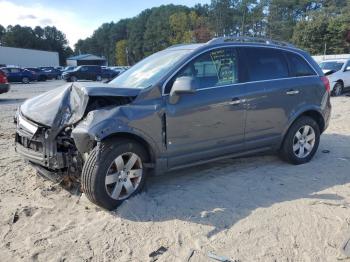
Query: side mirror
xmin=169 ymin=76 xmax=197 ymax=104
xmin=345 ymin=66 xmax=350 ymax=72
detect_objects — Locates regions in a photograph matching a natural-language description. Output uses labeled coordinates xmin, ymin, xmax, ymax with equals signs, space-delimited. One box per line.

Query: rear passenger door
xmin=239 ymin=47 xmax=317 ymax=150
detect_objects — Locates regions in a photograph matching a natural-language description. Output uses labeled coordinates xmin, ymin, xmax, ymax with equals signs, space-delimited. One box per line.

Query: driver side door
xmin=165 ymin=47 xmax=247 ymax=168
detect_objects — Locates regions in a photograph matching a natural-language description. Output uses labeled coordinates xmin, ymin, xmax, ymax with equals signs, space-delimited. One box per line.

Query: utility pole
xmin=323 ymin=42 xmax=327 ymax=60
xmin=126 ymin=47 xmax=129 ymax=66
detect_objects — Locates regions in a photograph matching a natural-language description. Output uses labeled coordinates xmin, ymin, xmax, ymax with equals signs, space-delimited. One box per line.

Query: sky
xmin=0 ymin=0 xmax=210 ymax=48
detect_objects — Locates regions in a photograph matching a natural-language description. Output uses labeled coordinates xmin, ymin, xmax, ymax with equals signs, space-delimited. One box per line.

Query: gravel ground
xmin=0 ymin=80 xmax=350 ymax=262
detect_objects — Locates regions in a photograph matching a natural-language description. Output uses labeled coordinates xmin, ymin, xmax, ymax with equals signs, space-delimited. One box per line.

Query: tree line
xmin=0 ymin=24 xmax=73 ymax=65
xmin=75 ymin=0 xmax=350 ymax=66
xmin=1 ymin=0 xmax=349 ymax=66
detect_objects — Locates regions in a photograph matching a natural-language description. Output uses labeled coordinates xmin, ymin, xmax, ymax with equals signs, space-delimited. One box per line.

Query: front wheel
xmin=70 ymin=76 xmax=77 ymax=82
xmin=280 ymin=116 xmax=320 ymax=165
xmin=96 ymin=75 xmax=102 ymax=81
xmin=81 ymin=139 xmax=148 ymax=210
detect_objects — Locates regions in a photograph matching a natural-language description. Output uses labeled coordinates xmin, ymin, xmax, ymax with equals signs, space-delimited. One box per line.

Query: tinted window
xmin=287 ymin=53 xmax=316 ymax=76
xmin=168 ymin=48 xmax=238 ymax=92
xmin=10 ymin=68 xmax=20 ymax=73
xmin=244 ymin=47 xmax=288 ymax=81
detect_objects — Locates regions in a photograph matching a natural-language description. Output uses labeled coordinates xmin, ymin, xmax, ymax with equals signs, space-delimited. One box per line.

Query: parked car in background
xmin=15 ymin=37 xmax=331 ymax=210
xmin=25 ymin=68 xmax=47 ymax=81
xmin=102 ymin=67 xmax=119 ymax=80
xmin=0 ymin=69 xmax=10 ymax=94
xmin=63 ymin=66 xmax=76 ymax=72
xmin=319 ymin=59 xmax=350 ymax=96
xmin=0 ymin=67 xmax=36 ymax=84
xmin=110 ymin=66 xmax=128 ymax=75
xmin=39 ymin=67 xmax=62 ymax=80
xmin=62 ymin=65 xmax=102 ymax=82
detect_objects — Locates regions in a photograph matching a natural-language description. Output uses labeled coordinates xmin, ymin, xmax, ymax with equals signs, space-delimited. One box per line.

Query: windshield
xmin=109 ymin=49 xmax=191 ymax=89
xmin=319 ymin=61 xmax=344 ymax=72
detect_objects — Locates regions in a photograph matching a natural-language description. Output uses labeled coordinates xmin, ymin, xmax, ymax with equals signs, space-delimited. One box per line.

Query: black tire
xmin=280 ymin=116 xmax=320 ymax=165
xmin=332 ymin=82 xmax=343 ymax=96
xmin=96 ymin=75 xmax=102 ymax=81
xmin=22 ymin=77 xmax=30 ymax=84
xmin=81 ymin=139 xmax=149 ymax=210
xmin=70 ymin=76 xmax=77 ymax=82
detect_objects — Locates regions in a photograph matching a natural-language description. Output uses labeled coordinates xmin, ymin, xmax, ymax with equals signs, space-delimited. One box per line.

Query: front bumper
xmin=15 ymin=114 xmax=69 ymax=170
xmin=0 ymin=83 xmax=10 ymax=94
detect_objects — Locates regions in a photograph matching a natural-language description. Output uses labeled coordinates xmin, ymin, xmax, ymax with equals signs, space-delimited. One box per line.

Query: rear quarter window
xmin=286 ymin=53 xmax=316 ymax=77
xmin=243 ymin=47 xmax=289 ymax=81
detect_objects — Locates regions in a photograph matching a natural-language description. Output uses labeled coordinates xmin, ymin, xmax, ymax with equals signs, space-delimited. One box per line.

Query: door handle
xmin=229 ymin=98 xmax=246 ymax=105
xmin=286 ymin=90 xmax=299 ymax=95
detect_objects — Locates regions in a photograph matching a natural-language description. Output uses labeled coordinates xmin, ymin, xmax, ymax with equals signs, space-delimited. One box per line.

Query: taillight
xmin=321 ymin=76 xmax=330 ymax=93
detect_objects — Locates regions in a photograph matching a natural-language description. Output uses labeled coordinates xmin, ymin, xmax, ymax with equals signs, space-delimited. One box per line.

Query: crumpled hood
xmin=20 ymin=82 xmax=141 ymax=129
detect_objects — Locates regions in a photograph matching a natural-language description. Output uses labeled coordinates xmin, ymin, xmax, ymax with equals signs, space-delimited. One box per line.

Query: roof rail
xmin=207 ymin=36 xmax=295 ymax=48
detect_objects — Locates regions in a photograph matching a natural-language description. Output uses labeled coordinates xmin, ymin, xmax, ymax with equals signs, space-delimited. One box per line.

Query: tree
xmin=115 ymin=40 xmax=128 ymax=65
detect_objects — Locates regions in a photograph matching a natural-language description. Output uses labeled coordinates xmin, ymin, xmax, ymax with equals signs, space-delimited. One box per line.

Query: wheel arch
xmin=280 ymin=109 xmax=325 ymax=149
xmin=102 ymin=132 xmax=156 ymax=165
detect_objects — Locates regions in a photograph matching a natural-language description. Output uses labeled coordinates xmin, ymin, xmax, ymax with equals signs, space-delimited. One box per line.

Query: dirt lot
xmin=0 ymin=80 xmax=350 ymax=262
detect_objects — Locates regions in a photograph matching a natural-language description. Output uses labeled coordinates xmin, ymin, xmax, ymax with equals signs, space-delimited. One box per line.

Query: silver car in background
xmin=319 ymin=59 xmax=350 ymax=96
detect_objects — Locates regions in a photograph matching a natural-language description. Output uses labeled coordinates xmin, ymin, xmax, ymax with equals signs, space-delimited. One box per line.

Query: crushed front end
xmin=14 ymin=82 xmax=140 ymax=182
xmin=15 ymin=112 xmax=83 ymax=182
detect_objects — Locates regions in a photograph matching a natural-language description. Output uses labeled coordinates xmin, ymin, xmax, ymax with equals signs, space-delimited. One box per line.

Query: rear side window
xmin=243 ymin=47 xmax=289 ymax=81
xmin=286 ymin=53 xmax=316 ymax=77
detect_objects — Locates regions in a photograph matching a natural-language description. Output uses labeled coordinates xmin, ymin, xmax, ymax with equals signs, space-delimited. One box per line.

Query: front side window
xmin=167 ymin=48 xmax=238 ymax=93
xmin=244 ymin=47 xmax=289 ymax=81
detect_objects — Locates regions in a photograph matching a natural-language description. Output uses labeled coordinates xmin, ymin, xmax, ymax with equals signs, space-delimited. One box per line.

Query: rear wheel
xmin=22 ymin=77 xmax=30 ymax=84
xmin=81 ymin=139 xmax=149 ymax=210
xmin=280 ymin=116 xmax=320 ymax=165
xmin=332 ymin=82 xmax=343 ymax=96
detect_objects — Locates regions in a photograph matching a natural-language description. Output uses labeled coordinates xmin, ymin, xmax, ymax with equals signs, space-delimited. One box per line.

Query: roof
xmin=320 ymin=59 xmax=348 ymax=62
xmin=67 ymin=54 xmax=106 ymax=61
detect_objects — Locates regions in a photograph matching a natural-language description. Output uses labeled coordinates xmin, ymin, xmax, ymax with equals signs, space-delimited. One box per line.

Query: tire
xmin=70 ymin=76 xmax=77 ymax=82
xmin=56 ymin=75 xmax=62 ymax=80
xmin=22 ymin=77 xmax=30 ymax=84
xmin=96 ymin=75 xmax=102 ymax=81
xmin=81 ymin=139 xmax=149 ymax=210
xmin=280 ymin=116 xmax=320 ymax=165
xmin=332 ymin=82 xmax=343 ymax=96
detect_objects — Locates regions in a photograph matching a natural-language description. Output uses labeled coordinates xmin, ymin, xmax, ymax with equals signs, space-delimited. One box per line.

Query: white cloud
xmin=0 ymin=1 xmax=96 ymax=47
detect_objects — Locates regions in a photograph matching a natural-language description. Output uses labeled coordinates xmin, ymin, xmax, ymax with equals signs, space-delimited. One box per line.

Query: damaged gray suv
xmin=15 ymin=37 xmax=331 ymax=210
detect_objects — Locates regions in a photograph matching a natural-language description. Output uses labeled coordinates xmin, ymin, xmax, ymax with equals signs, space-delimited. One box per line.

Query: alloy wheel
xmin=105 ymin=152 xmax=143 ymax=200
xmin=293 ymin=125 xmax=316 ymax=158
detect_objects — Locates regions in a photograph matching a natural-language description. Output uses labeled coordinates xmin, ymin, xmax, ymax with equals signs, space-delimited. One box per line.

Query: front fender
xmin=71 ymin=106 xmax=161 ymax=156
